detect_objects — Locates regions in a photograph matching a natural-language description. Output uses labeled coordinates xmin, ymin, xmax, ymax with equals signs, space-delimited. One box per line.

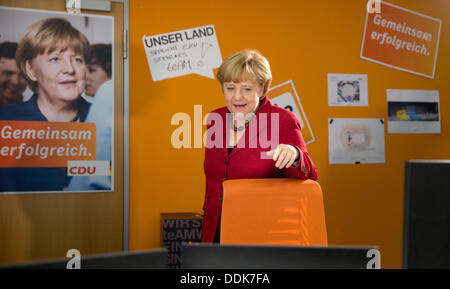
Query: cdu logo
xmin=367 ymin=0 xmax=381 ymax=14
xmin=67 ymin=161 xmax=111 ymax=176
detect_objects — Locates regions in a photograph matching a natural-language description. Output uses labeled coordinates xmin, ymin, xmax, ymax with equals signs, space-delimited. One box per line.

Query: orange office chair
xmin=220 ymin=178 xmax=328 ymax=246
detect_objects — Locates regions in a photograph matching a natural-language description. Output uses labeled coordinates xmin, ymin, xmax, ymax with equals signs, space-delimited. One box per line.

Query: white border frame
xmin=0 ymin=6 xmax=115 ymax=194
xmin=269 ymin=80 xmax=316 ymax=145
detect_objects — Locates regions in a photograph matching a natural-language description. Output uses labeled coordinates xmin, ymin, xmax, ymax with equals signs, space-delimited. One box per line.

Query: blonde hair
xmin=217 ymin=49 xmax=272 ymax=97
xmin=16 ymin=18 xmax=90 ymax=92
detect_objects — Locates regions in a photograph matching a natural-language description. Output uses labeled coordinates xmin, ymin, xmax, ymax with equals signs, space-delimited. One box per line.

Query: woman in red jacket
xmin=202 ymin=49 xmax=318 ymax=243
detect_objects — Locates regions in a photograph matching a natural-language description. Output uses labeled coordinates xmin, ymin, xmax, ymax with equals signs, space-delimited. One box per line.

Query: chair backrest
xmin=221 ymin=178 xmax=327 ymax=246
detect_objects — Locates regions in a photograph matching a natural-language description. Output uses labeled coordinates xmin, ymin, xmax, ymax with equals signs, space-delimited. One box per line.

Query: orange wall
xmin=129 ymin=0 xmax=450 ymax=268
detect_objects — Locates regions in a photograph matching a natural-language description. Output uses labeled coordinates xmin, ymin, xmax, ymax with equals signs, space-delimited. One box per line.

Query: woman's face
xmin=223 ymin=80 xmax=263 ymax=117
xmin=85 ymin=64 xmax=110 ymax=97
xmin=26 ymin=47 xmax=86 ymax=104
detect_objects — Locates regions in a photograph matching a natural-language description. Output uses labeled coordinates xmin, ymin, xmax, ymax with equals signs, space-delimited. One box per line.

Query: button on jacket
xmin=201 ymin=96 xmax=318 ymax=242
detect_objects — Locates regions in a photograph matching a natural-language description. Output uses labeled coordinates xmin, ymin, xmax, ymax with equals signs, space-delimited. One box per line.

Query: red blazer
xmin=201 ymin=96 xmax=318 ymax=242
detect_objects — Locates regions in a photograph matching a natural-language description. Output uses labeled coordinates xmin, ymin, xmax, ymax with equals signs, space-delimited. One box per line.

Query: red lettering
xmin=69 ymin=167 xmax=78 ymax=175
xmin=69 ymin=165 xmax=98 ymax=175
xmin=87 ymin=167 xmax=96 ymax=175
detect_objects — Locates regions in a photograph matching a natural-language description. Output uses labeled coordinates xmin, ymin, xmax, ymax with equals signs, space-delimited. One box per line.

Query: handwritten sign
xmin=143 ymin=25 xmax=222 ymax=81
xmin=361 ymin=1 xmax=442 ymax=78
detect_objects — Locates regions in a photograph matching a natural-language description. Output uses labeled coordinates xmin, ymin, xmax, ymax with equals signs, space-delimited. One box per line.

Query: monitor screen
xmin=403 ymin=160 xmax=450 ymax=269
xmin=182 ymin=243 xmax=379 ymax=269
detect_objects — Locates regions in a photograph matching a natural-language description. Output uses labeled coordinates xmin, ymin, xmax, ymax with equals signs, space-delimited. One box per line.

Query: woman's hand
xmin=266 ymin=144 xmax=300 ymax=169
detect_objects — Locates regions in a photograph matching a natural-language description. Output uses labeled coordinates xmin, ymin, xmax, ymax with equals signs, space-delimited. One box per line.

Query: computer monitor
xmin=2 ymin=248 xmax=168 ymax=269
xmin=403 ymin=160 xmax=450 ymax=269
xmin=182 ymin=243 xmax=379 ymax=269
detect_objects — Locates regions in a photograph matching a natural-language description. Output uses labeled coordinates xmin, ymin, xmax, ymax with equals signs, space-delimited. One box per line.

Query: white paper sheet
xmin=387 ymin=89 xmax=440 ymax=134
xmin=143 ymin=25 xmax=222 ymax=81
xmin=267 ymin=80 xmax=315 ymax=145
xmin=328 ymin=74 xmax=368 ymax=106
xmin=329 ymin=118 xmax=385 ymax=164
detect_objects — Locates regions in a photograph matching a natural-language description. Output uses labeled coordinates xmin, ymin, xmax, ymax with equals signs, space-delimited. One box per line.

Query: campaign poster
xmin=0 ymin=6 xmax=114 ymax=193
xmin=360 ymin=1 xmax=441 ymax=78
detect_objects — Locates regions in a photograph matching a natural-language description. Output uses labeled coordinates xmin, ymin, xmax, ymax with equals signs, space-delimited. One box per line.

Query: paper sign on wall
xmin=143 ymin=25 xmax=222 ymax=81
xmin=328 ymin=74 xmax=368 ymax=106
xmin=329 ymin=118 xmax=385 ymax=164
xmin=266 ymin=80 xmax=315 ymax=145
xmin=361 ymin=1 xmax=442 ymax=78
xmin=387 ymin=89 xmax=440 ymax=134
